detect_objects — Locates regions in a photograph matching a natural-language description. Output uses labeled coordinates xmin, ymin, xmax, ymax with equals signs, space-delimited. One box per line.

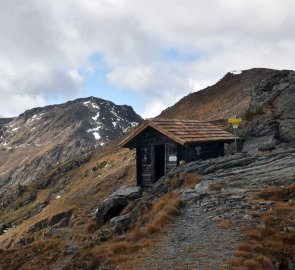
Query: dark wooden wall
xmin=183 ymin=142 xmax=224 ymax=162
xmin=132 ymin=128 xmax=178 ymax=187
xmin=130 ymin=127 xmax=225 ymax=187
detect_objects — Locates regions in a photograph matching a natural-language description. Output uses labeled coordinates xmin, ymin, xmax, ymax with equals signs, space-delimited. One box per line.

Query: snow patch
xmin=230 ymin=70 xmax=242 ymax=75
xmin=93 ymin=132 xmax=101 ymax=140
xmin=111 ymin=110 xmax=124 ymax=121
xmin=131 ymin=122 xmax=138 ymax=127
xmin=87 ymin=125 xmax=102 ymax=133
xmin=92 ymin=112 xmax=100 ymax=121
xmin=112 ymin=121 xmax=117 ymax=127
xmin=84 ymin=101 xmax=99 ymax=109
xmin=26 ymin=114 xmax=42 ymax=124
xmin=15 ymin=144 xmax=29 ymax=148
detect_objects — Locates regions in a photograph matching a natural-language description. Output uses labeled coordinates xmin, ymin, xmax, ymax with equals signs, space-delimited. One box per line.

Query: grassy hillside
xmin=159 ymin=68 xmax=278 ymax=121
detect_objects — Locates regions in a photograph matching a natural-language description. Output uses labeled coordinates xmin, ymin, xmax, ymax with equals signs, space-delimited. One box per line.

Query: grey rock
xmin=27 ymin=209 xmax=72 ymax=233
xmin=98 ymin=228 xmax=112 ymax=242
xmin=258 ymin=201 xmax=274 ymax=207
xmin=279 ymin=119 xmax=295 ymax=142
xmin=18 ymin=237 xmax=34 ymax=246
xmin=94 ymin=196 xmax=129 ymax=225
xmin=94 ymin=186 xmax=142 ymax=225
xmin=111 ymin=186 xmax=142 ymax=201
xmin=241 ymin=214 xmax=251 ymax=221
xmin=243 ymin=120 xmax=279 ymax=153
xmin=110 ymin=214 xmax=131 ymax=235
xmin=229 ymin=195 xmax=245 ymax=200
xmin=194 ymin=182 xmax=209 ymax=194
xmin=181 ymin=191 xmax=198 ymax=202
xmin=275 ymin=87 xmax=295 ymax=119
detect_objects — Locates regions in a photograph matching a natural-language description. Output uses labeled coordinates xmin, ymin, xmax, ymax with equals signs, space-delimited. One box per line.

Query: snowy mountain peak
xmin=0 ymin=96 xmax=142 ymax=187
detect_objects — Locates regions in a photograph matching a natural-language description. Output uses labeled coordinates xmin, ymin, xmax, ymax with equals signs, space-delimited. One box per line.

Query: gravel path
xmin=128 ymin=204 xmax=241 ymax=270
xmin=119 ymin=148 xmax=295 ymax=270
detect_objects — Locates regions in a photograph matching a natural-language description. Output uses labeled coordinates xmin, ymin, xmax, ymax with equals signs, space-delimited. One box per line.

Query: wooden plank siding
xmin=120 ymin=119 xmax=236 ymax=188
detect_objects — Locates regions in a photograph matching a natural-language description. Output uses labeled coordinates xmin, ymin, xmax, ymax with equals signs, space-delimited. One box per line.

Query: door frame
xmin=153 ymin=143 xmax=166 ymax=182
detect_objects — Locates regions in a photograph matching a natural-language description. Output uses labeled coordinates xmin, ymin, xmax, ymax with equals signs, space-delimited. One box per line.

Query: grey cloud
xmin=0 ymin=0 xmax=295 ymax=117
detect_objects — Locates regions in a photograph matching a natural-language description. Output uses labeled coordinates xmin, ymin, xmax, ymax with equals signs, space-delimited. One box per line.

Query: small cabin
xmin=119 ymin=119 xmax=236 ymax=188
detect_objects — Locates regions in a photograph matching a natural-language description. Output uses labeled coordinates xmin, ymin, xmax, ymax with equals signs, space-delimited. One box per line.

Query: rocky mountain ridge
xmin=0 ymin=97 xmax=142 ymax=199
xmin=159 ymin=68 xmax=282 ymax=121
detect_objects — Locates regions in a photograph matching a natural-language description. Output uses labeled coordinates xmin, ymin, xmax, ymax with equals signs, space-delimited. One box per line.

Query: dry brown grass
xmin=81 ymin=191 xmax=184 ymax=268
xmin=243 ymin=259 xmax=263 ymax=270
xmin=183 ymin=173 xmax=202 ymax=188
xmin=125 ymin=228 xmax=147 ymax=242
xmin=169 ymin=172 xmax=201 ymax=190
xmin=208 ymin=182 xmax=226 ymax=192
xmin=226 ymin=184 xmax=295 ymax=270
xmin=144 ymin=192 xmax=183 ymax=232
xmin=217 ymin=219 xmax=234 ymax=229
xmin=83 ymin=219 xmax=98 ymax=234
xmin=257 ymin=184 xmax=295 ymax=201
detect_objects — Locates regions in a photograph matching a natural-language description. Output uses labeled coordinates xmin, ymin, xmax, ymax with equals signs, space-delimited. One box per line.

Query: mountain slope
xmin=0 ymin=68 xmax=294 ymax=270
xmin=159 ymin=68 xmax=279 ymax=121
xmin=0 ymin=97 xmax=142 ymax=200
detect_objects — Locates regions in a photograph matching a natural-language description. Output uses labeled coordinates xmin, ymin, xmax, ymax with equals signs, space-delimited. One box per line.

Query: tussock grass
xmin=225 ymin=184 xmax=295 ymax=270
xmin=208 ymin=182 xmax=226 ymax=192
xmin=83 ymin=191 xmax=184 ymax=268
xmin=257 ymin=184 xmax=295 ymax=201
xmin=83 ymin=219 xmax=98 ymax=234
xmin=217 ymin=219 xmax=234 ymax=229
xmin=169 ymin=172 xmax=201 ymax=190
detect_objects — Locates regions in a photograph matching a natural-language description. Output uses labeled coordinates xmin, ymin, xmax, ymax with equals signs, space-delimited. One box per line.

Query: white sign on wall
xmin=169 ymin=155 xmax=177 ymax=162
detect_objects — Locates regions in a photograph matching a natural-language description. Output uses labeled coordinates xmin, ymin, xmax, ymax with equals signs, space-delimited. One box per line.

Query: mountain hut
xmin=119 ymin=119 xmax=236 ymax=188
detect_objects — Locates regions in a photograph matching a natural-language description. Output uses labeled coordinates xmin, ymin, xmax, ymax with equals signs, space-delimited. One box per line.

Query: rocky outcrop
xmin=110 ymin=200 xmax=152 ymax=234
xmin=94 ymin=186 xmax=142 ymax=225
xmin=242 ymin=70 xmax=295 ymax=153
xmin=27 ymin=209 xmax=73 ymax=233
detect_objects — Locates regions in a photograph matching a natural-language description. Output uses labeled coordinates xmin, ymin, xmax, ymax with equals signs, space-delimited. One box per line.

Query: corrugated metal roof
xmin=119 ymin=118 xmax=236 ymax=147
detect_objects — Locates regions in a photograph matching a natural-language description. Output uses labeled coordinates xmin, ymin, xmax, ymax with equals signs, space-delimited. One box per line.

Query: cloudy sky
xmin=1 ymin=0 xmax=295 ymax=118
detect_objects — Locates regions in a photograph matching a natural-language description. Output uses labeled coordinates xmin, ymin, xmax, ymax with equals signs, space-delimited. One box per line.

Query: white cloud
xmin=0 ymin=0 xmax=295 ymax=117
xmin=0 ymin=94 xmax=46 ymax=118
xmin=107 ymin=65 xmax=154 ymax=91
xmin=142 ymin=99 xmax=167 ymax=119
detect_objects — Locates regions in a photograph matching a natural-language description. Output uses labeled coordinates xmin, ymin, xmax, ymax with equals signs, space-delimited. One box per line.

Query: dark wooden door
xmin=154 ymin=144 xmax=165 ymax=182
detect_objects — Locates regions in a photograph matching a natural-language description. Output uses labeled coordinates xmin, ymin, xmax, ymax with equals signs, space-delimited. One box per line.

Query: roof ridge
xmin=119 ymin=117 xmax=236 ymax=148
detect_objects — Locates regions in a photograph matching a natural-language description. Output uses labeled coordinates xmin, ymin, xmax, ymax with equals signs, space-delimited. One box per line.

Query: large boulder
xmin=110 ymin=200 xmax=152 ymax=235
xmin=110 ymin=215 xmax=131 ymax=235
xmin=111 ymin=186 xmax=142 ymax=201
xmin=94 ymin=186 xmax=142 ymax=225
